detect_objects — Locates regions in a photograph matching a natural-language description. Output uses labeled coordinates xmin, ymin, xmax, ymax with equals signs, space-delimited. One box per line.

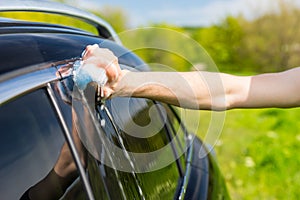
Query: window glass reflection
xmin=104 ymin=98 xmax=181 ymax=199
xmin=0 ymin=89 xmax=84 ymax=199
xmin=108 ymin=97 xmax=169 ymax=153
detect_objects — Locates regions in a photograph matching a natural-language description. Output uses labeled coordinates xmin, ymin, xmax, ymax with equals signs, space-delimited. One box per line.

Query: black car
xmin=0 ymin=1 xmax=229 ymax=199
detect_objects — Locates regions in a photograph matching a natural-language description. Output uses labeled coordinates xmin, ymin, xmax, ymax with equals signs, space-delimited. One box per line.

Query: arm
xmin=113 ymin=70 xmax=232 ymax=110
xmin=83 ymin=45 xmax=300 ymax=110
xmin=236 ymin=68 xmax=300 ymax=109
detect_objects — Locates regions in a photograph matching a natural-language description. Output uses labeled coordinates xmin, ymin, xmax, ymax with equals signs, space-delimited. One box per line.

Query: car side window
xmin=103 ymin=97 xmax=183 ymax=199
xmin=107 ymin=97 xmax=170 ymax=153
xmin=70 ymin=84 xmax=187 ymax=199
xmin=0 ymin=89 xmax=85 ymax=200
xmin=163 ymin=105 xmax=188 ymax=172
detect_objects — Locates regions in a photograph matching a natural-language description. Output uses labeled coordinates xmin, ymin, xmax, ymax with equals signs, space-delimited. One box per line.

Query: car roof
xmin=0 ymin=0 xmax=122 ymax=44
xmin=0 ymin=0 xmax=125 ymax=75
xmin=0 ymin=17 xmax=96 ymax=35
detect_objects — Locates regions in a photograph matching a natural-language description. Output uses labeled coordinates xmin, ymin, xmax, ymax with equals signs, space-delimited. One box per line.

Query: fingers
xmin=83 ymin=45 xmax=118 ymax=69
xmin=102 ymin=86 xmax=113 ymax=99
xmin=83 ymin=44 xmax=99 ymax=59
xmin=82 ymin=44 xmax=123 ymax=94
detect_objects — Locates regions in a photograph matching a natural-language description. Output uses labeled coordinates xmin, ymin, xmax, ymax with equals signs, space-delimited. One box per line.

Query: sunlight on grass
xmin=196 ymin=107 xmax=300 ymax=199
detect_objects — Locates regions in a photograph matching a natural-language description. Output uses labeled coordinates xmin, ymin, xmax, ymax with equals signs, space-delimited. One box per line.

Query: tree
xmin=191 ymin=16 xmax=244 ymax=72
xmin=190 ymin=0 xmax=300 ymax=73
xmin=240 ymin=0 xmax=300 ymax=72
xmin=52 ymin=0 xmax=129 ymax=33
xmin=120 ymin=24 xmax=194 ymax=72
xmin=92 ymin=6 xmax=129 ymax=33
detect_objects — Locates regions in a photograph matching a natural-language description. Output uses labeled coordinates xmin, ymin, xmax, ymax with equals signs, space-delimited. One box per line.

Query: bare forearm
xmin=111 ymin=68 xmax=300 ymax=110
xmin=237 ymin=68 xmax=300 ymax=108
xmin=113 ymin=71 xmax=232 ymax=110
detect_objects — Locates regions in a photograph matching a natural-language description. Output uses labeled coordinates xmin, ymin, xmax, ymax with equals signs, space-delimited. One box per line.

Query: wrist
xmin=111 ymin=69 xmax=130 ymax=97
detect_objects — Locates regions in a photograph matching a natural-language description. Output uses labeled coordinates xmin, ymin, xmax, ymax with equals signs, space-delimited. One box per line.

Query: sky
xmin=64 ymin=0 xmax=300 ymax=27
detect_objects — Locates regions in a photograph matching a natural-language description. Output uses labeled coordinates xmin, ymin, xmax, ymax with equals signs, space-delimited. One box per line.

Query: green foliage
xmin=91 ymin=6 xmax=129 ymax=33
xmin=187 ymin=1 xmax=300 ymax=73
xmin=239 ymin=3 xmax=300 ymax=72
xmin=52 ymin=0 xmax=129 ymax=33
xmin=120 ymin=24 xmax=204 ymax=72
xmin=0 ymin=12 xmax=98 ymax=34
xmin=203 ymin=107 xmax=300 ymax=199
xmin=108 ymin=0 xmax=300 ymax=74
xmin=190 ymin=16 xmax=244 ymax=72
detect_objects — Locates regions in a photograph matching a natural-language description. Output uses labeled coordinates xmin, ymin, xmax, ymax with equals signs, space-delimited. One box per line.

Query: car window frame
xmin=0 ymin=62 xmax=95 ymax=200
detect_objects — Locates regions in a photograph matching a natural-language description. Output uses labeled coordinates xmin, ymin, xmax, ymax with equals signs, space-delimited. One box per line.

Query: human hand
xmin=82 ymin=44 xmax=126 ymax=98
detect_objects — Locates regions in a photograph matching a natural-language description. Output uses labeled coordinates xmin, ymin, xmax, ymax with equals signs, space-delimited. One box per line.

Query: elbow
xmin=210 ymin=87 xmax=235 ymax=111
xmin=193 ymin=92 xmax=232 ymax=111
xmin=225 ymin=95 xmax=237 ymax=110
xmin=223 ymin=75 xmax=251 ymax=110
xmin=208 ymin=74 xmax=242 ymax=111
xmin=225 ymin=84 xmax=249 ymax=110
xmin=211 ymin=96 xmax=230 ymax=111
xmin=195 ymin=95 xmax=230 ymax=111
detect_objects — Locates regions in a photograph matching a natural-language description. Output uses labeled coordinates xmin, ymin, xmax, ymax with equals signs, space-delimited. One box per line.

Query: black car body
xmin=0 ymin=1 xmax=229 ymax=199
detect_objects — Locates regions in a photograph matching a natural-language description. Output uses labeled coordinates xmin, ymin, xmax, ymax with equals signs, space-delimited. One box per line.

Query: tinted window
xmin=105 ymin=98 xmax=182 ymax=199
xmin=71 ymin=85 xmax=184 ymax=199
xmin=108 ymin=98 xmax=170 ymax=153
xmin=164 ymin=105 xmax=188 ymax=172
xmin=0 ymin=89 xmax=85 ymax=199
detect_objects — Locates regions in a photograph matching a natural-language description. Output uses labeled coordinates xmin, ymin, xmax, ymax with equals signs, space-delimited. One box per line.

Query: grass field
xmin=196 ymin=107 xmax=300 ymax=199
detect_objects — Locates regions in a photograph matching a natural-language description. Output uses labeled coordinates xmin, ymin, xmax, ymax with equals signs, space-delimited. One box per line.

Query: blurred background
xmin=4 ymin=0 xmax=300 ymax=199
xmin=58 ymin=0 xmax=300 ymax=74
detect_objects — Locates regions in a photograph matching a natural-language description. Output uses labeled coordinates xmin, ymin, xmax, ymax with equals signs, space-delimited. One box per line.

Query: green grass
xmin=197 ymin=107 xmax=300 ymax=199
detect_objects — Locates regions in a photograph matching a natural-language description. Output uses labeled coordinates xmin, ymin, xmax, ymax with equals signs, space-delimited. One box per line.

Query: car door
xmin=67 ymin=69 xmax=187 ymax=199
xmin=0 ymin=86 xmax=89 ymax=200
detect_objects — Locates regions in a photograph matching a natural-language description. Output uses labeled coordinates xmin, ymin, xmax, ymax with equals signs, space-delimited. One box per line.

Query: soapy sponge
xmin=73 ymin=60 xmax=108 ymax=91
